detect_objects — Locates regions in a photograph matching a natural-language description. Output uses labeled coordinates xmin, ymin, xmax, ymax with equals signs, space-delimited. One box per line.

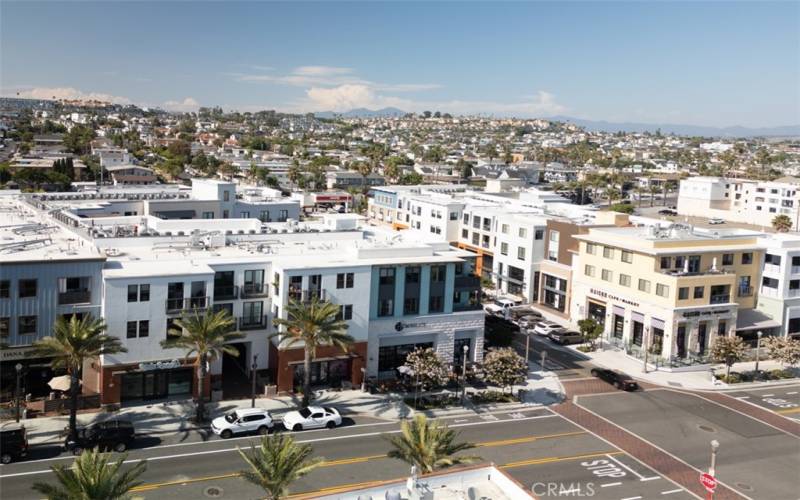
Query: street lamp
xmin=755 ymin=330 xmax=763 ymax=374
xmin=709 ymin=439 xmax=719 ymax=477
xmin=643 ymin=327 xmax=650 ymax=374
xmin=14 ymin=363 xmax=22 ymax=423
xmin=360 ymin=367 xmax=366 ymax=392
xmin=461 ymin=345 xmax=469 ymax=406
xmin=524 ymin=329 xmax=531 ymax=367
xmin=250 ymin=354 xmax=258 ymax=408
xmin=540 ymin=350 xmax=547 ymax=372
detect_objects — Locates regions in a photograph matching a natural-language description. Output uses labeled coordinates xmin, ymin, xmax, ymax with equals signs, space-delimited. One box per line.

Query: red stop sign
xmin=700 ymin=473 xmax=717 ymax=493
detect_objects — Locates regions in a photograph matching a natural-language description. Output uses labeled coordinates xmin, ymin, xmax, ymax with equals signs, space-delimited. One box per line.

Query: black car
xmin=658 ymin=209 xmax=677 ymax=216
xmin=64 ymin=420 xmax=135 ymax=455
xmin=548 ymin=330 xmax=584 ymax=345
xmin=0 ymin=425 xmax=28 ymax=464
xmin=590 ymin=368 xmax=639 ymax=391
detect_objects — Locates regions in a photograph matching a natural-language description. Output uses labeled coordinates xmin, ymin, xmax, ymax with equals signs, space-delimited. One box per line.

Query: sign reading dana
xmin=139 ymin=359 xmax=181 ymax=372
xmin=394 ymin=321 xmax=427 ymax=332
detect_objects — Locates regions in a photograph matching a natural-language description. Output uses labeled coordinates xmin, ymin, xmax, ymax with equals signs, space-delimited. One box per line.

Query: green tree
xmin=160 ymin=310 xmax=244 ymax=422
xmin=764 ymin=337 xmax=800 ymax=367
xmin=772 ymin=214 xmax=793 ymax=233
xmin=31 ymin=449 xmax=147 ymax=500
xmin=387 ymin=415 xmax=480 ymax=474
xmin=608 ymin=203 xmax=635 ymax=214
xmin=33 ymin=315 xmax=126 ymax=441
xmin=402 ymin=347 xmax=449 ymax=390
xmin=63 ymin=125 xmax=96 ymax=155
xmin=577 ymin=318 xmax=603 ymax=350
xmin=273 ymin=298 xmax=353 ymax=406
xmin=238 ymin=434 xmax=323 ymax=500
xmin=710 ymin=336 xmax=747 ymax=380
xmin=483 ymin=348 xmax=526 ymax=392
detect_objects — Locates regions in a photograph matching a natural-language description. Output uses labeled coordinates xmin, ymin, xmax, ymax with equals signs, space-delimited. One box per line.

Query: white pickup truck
xmin=483 ymin=298 xmax=520 ymax=318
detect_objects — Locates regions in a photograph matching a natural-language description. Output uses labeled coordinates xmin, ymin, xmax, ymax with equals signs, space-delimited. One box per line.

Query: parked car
xmin=518 ymin=314 xmax=544 ymax=330
xmin=64 ymin=420 xmax=135 ymax=455
xmin=590 ymin=368 xmax=639 ymax=391
xmin=1 ymin=425 xmax=28 ymax=464
xmin=282 ymin=406 xmax=342 ymax=431
xmin=548 ymin=330 xmax=584 ymax=345
xmin=508 ymin=306 xmax=541 ymax=323
xmin=708 ymin=218 xmax=725 ymax=225
xmin=532 ymin=321 xmax=565 ymax=336
xmin=211 ymin=408 xmax=273 ymax=439
xmin=658 ymin=209 xmax=677 ymax=216
xmin=483 ymin=298 xmax=519 ymax=318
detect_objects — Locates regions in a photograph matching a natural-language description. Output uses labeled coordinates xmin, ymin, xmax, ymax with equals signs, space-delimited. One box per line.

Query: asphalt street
xmin=513 ymin=330 xmax=595 ymax=380
xmin=725 ymin=383 xmax=800 ymax=422
xmin=0 ymin=406 xmax=694 ymax=500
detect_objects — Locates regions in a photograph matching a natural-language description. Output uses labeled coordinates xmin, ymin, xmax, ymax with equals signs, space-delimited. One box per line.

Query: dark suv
xmin=590 ymin=368 xmax=639 ymax=391
xmin=0 ymin=425 xmax=29 ymax=464
xmin=64 ymin=420 xmax=135 ymax=455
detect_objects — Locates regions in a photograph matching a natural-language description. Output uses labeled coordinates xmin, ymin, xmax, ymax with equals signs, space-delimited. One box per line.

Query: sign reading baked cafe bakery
xmin=138 ymin=359 xmax=181 ymax=372
xmin=589 ymin=289 xmax=640 ymax=308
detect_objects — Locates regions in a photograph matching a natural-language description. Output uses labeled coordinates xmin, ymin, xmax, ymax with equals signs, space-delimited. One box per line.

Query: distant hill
xmin=548 ymin=116 xmax=800 ymax=138
xmin=314 ymin=107 xmax=407 ymax=119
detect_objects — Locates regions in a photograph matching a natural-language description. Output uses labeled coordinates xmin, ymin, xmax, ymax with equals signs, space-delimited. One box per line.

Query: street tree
xmin=710 ymin=336 xmax=747 ymax=380
xmin=483 ymin=348 xmax=527 ymax=393
xmin=764 ymin=337 xmax=800 ymax=367
xmin=238 ymin=434 xmax=323 ymax=500
xmin=577 ymin=318 xmax=603 ymax=350
xmin=273 ymin=298 xmax=353 ymax=406
xmin=387 ymin=415 xmax=479 ymax=474
xmin=33 ymin=315 xmax=126 ymax=441
xmin=160 ymin=310 xmax=243 ymax=422
xmin=32 ymin=449 xmax=147 ymax=500
xmin=772 ymin=214 xmax=793 ymax=233
xmin=402 ymin=347 xmax=449 ymax=390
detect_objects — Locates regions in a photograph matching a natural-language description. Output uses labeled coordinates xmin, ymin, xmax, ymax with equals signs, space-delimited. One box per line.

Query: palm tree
xmin=648 ymin=185 xmax=660 ymax=207
xmin=31 ymin=449 xmax=146 ymax=500
xmin=387 ymin=415 xmax=480 ymax=474
xmin=273 ymin=298 xmax=353 ymax=406
xmin=238 ymin=433 xmax=323 ymax=499
xmin=33 ymin=315 xmax=126 ymax=440
xmin=160 ymin=310 xmax=244 ymax=422
xmin=633 ymin=186 xmax=644 ymax=207
xmin=772 ymin=214 xmax=793 ymax=233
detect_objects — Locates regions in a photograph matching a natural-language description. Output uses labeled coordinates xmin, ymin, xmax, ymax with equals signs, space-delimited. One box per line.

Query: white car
xmin=211 ymin=408 xmax=273 ymax=439
xmin=517 ymin=314 xmax=543 ymax=330
xmin=708 ymin=218 xmax=725 ymax=225
xmin=282 ymin=406 xmax=342 ymax=431
xmin=533 ymin=321 xmax=565 ymax=336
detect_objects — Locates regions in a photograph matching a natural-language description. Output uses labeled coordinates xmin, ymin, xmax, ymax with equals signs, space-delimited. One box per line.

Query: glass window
xmin=429 ymin=295 xmax=443 ymax=313
xmin=519 ymin=228 xmax=527 ymax=238
xmin=127 ymin=321 xmax=137 ymax=339
xmin=638 ymin=279 xmax=651 ymax=293
xmin=585 ymin=265 xmax=595 ymax=277
xmin=430 ymin=265 xmax=446 ymax=282
xmin=535 ymin=229 xmax=544 ymax=240
xmin=601 ymin=269 xmax=613 ymax=282
xmin=656 ymin=284 xmax=669 ymax=297
xmin=619 ymin=274 xmax=631 ymax=287
xmin=403 ymin=297 xmax=418 ymax=315
xmin=139 ymin=284 xmax=150 ymax=302
xmin=603 ymin=247 xmax=614 ymax=259
xmin=722 ymin=253 xmax=733 ymax=266
xmin=660 ymin=256 xmax=671 ymax=269
xmin=0 ymin=317 xmax=9 ymax=339
xmin=517 ymin=247 xmax=526 ymax=260
xmin=0 ymin=280 xmax=10 ymax=298
xmin=501 ymin=224 xmax=509 ymax=234
xmin=678 ymin=287 xmax=689 ymax=300
xmin=693 ymin=286 xmax=704 ymax=299
xmin=741 ymin=253 xmax=753 ymax=265
xmin=621 ymin=251 xmax=633 ymax=263
xmin=128 ymin=284 xmax=138 ymax=302
xmin=405 ymin=267 xmax=420 ymax=284
xmin=18 ymin=316 xmax=36 ymax=335
xmin=500 ymin=242 xmax=508 ymax=255
xmin=586 ymin=243 xmax=596 ymax=255
xmin=379 ymin=268 xmax=395 ymax=285
xmin=19 ymin=279 xmax=37 ymax=298
xmin=138 ymin=320 xmax=149 ymax=337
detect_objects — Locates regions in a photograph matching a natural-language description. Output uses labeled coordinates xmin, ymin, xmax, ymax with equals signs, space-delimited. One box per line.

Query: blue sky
xmin=2 ymin=1 xmax=798 ymax=127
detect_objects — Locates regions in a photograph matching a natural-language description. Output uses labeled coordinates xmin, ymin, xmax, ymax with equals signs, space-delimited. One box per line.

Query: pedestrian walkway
xmin=552 ymin=401 xmax=745 ymax=500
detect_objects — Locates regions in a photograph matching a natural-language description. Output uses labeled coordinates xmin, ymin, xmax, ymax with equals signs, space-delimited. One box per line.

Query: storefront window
xmin=632 ymin=321 xmax=644 ymax=346
xmin=378 ymin=342 xmax=433 ymax=373
xmin=612 ymin=315 xmax=624 ymax=339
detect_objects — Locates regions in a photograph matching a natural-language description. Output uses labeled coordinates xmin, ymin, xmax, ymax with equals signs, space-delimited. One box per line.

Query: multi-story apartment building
xmin=571 ymin=225 xmax=767 ymax=365
xmin=2 ymin=187 xmax=482 ymax=403
xmin=757 ymin=233 xmax=800 ymax=338
xmin=678 ymin=176 xmax=800 ymax=229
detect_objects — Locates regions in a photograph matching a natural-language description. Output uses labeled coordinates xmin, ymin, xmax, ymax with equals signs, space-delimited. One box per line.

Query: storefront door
xmin=676 ymin=325 xmax=687 ymax=358
xmin=698 ymin=322 xmax=708 ymax=356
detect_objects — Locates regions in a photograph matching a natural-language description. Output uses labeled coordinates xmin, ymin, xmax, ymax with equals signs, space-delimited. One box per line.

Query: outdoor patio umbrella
xmin=48 ymin=375 xmax=79 ymax=392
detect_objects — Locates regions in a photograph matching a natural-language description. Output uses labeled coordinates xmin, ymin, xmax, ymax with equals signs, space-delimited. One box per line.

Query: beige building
xmin=571 ymin=224 xmax=763 ymax=367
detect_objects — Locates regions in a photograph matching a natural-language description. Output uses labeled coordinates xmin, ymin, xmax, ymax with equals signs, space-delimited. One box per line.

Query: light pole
xmin=360 ymin=367 xmax=366 ymax=392
xmin=14 ymin=363 xmax=23 ymax=423
xmin=524 ymin=329 xmax=531 ymax=367
xmin=708 ymin=439 xmax=720 ymax=499
xmin=461 ymin=345 xmax=469 ymax=406
xmin=540 ymin=350 xmax=547 ymax=372
xmin=755 ymin=330 xmax=763 ymax=374
xmin=642 ymin=327 xmax=650 ymax=374
xmin=250 ymin=354 xmax=258 ymax=408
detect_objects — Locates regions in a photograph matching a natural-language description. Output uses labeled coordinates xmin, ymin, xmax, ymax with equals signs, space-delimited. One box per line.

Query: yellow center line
xmin=776 ymin=407 xmax=800 ymax=415
xmin=130 ymin=430 xmax=588 ymax=492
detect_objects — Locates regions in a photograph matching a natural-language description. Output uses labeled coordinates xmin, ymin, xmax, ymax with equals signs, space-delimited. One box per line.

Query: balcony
xmin=737 ymin=286 xmax=753 ymax=297
xmin=166 ymin=296 xmax=210 ymax=314
xmin=788 ymin=289 xmax=800 ymax=298
xmin=213 ymin=285 xmax=238 ymax=301
xmin=240 ymin=283 xmax=269 ymax=299
xmin=238 ymin=315 xmax=268 ymax=331
xmin=709 ymin=294 xmax=731 ymax=305
xmin=58 ymin=289 xmax=91 ymax=305
xmin=287 ymin=289 xmax=327 ymax=303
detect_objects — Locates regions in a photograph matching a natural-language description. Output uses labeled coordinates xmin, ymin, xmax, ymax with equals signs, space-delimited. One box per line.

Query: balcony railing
xmin=240 ymin=283 xmax=268 ymax=298
xmin=58 ymin=289 xmax=91 ymax=305
xmin=288 ymin=289 xmax=327 ymax=303
xmin=709 ymin=294 xmax=730 ymax=305
xmin=737 ymin=286 xmax=753 ymax=297
xmin=238 ymin=315 xmax=268 ymax=331
xmin=788 ymin=289 xmax=800 ymax=298
xmin=166 ymin=296 xmax=210 ymax=314
xmin=213 ymin=285 xmax=238 ymax=301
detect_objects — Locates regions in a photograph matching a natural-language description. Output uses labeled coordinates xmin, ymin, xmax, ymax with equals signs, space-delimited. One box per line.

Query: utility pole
xmin=250 ymin=354 xmax=258 ymax=408
xmin=540 ymin=350 xmax=547 ymax=372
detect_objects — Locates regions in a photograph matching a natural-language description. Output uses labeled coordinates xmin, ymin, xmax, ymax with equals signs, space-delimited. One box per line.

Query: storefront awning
xmin=736 ymin=309 xmax=781 ymax=332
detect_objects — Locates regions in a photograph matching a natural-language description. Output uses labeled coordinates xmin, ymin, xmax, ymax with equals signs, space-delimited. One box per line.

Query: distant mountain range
xmin=548 ymin=116 xmax=800 ymax=138
xmin=314 ymin=107 xmax=406 ymax=119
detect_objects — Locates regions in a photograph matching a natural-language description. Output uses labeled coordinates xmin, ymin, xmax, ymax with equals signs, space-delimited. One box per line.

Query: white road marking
xmin=761 ymin=394 xmax=774 ymax=397
xmin=661 ymin=489 xmax=683 ymax=495
xmin=640 ymin=476 xmax=661 ymax=481
xmin=601 ymin=482 xmax=622 ymax=488
xmin=605 ymin=453 xmax=646 ymax=480
xmin=787 ymin=392 xmax=798 ymax=395
xmin=736 ymin=396 xmax=750 ymax=399
xmin=621 ymin=496 xmax=643 ymax=500
xmin=0 ymin=413 xmax=559 ymax=477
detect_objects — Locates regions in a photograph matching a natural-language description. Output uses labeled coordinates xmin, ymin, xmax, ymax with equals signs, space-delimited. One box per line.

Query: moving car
xmin=532 ymin=321 xmax=565 ymax=336
xmin=483 ymin=298 xmax=519 ymax=318
xmin=282 ymin=406 xmax=342 ymax=431
xmin=590 ymin=368 xmax=639 ymax=391
xmin=211 ymin=408 xmax=273 ymax=439
xmin=518 ymin=314 xmax=544 ymax=330
xmin=548 ymin=330 xmax=584 ymax=345
xmin=658 ymin=209 xmax=677 ymax=216
xmin=0 ymin=425 xmax=28 ymax=464
xmin=708 ymin=218 xmax=725 ymax=225
xmin=64 ymin=420 xmax=135 ymax=455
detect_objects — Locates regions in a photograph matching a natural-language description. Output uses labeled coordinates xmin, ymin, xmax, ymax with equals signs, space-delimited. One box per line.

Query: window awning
xmin=736 ymin=309 xmax=781 ymax=332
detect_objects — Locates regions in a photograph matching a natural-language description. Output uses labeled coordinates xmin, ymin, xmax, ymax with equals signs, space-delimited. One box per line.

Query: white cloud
xmin=306 ymin=84 xmax=380 ymax=111
xmin=293 ymin=66 xmax=353 ymax=76
xmin=7 ymin=86 xmax=132 ymax=104
xmin=163 ymin=97 xmax=200 ymax=112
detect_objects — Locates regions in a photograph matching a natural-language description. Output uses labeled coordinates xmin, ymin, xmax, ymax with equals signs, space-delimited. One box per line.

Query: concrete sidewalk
xmin=6 ymin=365 xmax=564 ymax=446
xmin=568 ymin=342 xmax=799 ymax=391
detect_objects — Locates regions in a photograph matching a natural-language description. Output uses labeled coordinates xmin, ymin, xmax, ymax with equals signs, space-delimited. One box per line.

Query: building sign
xmin=681 ymin=309 xmax=730 ymax=318
xmin=139 ymin=359 xmax=181 ymax=371
xmin=1 ymin=346 xmax=36 ymax=361
xmin=395 ymin=321 xmax=427 ymax=332
xmin=589 ymin=289 xmax=640 ymax=308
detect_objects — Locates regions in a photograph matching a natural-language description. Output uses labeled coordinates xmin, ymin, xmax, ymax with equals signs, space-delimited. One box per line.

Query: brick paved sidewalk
xmin=688 ymin=390 xmax=800 ymax=438
xmin=552 ymin=401 xmax=745 ymax=500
